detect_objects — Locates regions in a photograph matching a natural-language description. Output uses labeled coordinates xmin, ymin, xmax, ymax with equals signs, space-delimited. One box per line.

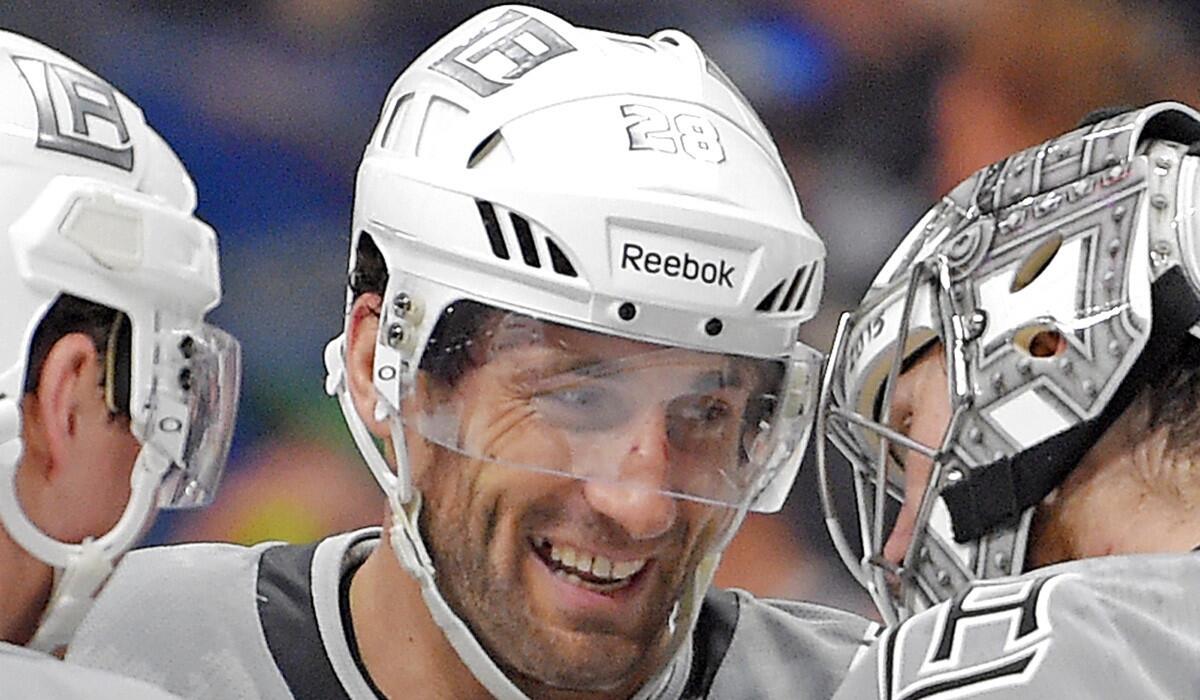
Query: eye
xmin=673 ymin=394 xmax=731 ymax=424
xmin=544 ymin=385 xmax=604 ymax=408
xmin=531 ymin=381 xmax=626 ymax=432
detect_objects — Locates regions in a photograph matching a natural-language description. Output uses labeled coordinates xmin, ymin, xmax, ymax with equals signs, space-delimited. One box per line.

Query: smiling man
xmin=67 ymin=7 xmax=871 ymax=699
xmin=819 ymin=102 xmax=1200 ymax=698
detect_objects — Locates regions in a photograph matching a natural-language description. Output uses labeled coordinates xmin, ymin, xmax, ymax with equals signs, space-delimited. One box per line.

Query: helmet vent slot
xmin=380 ymin=93 xmax=414 ymax=152
xmin=467 ymin=130 xmax=507 ymax=168
xmin=1011 ymin=234 xmax=1062 ymax=293
xmin=1013 ymin=325 xmax=1067 ymax=359
xmin=510 ymin=213 xmax=541 ymax=267
xmin=756 ymin=280 xmax=785 ymax=312
xmin=545 ymin=238 xmax=578 ymax=277
xmin=475 ymin=200 xmax=510 ymax=260
xmin=475 ymin=201 xmax=579 ymax=279
xmin=792 ymin=263 xmax=817 ymax=311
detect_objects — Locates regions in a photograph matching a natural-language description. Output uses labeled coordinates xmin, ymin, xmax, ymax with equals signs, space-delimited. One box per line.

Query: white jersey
xmin=67 ymin=528 xmax=873 ymax=699
xmin=0 ymin=641 xmax=181 ymax=699
xmin=833 ymin=552 xmax=1200 ymax=700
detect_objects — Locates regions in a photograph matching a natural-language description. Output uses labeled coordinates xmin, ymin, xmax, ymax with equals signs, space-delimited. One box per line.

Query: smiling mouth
xmin=531 ymin=536 xmax=649 ymax=593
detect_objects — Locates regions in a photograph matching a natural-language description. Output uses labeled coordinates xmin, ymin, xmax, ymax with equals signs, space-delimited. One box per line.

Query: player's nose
xmin=582 ymin=409 xmax=677 ymax=541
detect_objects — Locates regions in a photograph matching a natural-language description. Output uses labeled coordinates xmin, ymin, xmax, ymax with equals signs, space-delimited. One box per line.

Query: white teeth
xmin=543 ymin=540 xmax=648 ymax=583
xmin=612 ymin=559 xmax=645 ymax=579
xmin=576 ymin=552 xmax=593 ymax=574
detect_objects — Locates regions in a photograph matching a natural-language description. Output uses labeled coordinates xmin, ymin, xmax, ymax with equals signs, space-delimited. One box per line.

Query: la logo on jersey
xmin=12 ymin=56 xmax=134 ymax=171
xmin=883 ymin=574 xmax=1070 ymax=700
xmin=431 ymin=9 xmax=575 ymax=97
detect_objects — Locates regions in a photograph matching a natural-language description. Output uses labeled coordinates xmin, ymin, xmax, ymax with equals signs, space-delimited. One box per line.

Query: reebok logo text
xmin=621 ymin=243 xmax=735 ymax=288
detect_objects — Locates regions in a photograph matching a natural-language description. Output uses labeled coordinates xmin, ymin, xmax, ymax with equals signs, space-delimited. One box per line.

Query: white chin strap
xmin=0 ymin=396 xmax=168 ymax=652
xmin=325 ymin=337 xmax=700 ymax=700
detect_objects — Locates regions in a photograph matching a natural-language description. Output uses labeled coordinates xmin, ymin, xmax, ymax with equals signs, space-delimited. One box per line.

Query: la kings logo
xmin=13 ymin=56 xmax=133 ymax=170
xmin=881 ymin=574 xmax=1071 ymax=700
xmin=431 ymin=9 xmax=575 ymax=97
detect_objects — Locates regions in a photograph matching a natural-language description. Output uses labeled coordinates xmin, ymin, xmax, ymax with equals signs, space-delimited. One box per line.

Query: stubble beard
xmin=416 ymin=467 xmax=704 ymax=694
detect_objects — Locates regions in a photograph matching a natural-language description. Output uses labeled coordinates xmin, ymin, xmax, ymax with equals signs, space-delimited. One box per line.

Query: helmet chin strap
xmin=0 ymin=395 xmax=170 ymax=652
xmin=325 ymin=337 xmax=704 ymax=700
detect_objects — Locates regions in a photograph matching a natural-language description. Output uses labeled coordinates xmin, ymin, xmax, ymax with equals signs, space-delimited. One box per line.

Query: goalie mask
xmin=324 ymin=6 xmax=824 ymax=697
xmin=0 ymin=31 xmax=240 ymax=650
xmin=817 ymin=102 xmax=1200 ymax=624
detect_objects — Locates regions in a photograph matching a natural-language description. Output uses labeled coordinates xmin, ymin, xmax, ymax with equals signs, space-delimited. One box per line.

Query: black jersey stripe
xmin=681 ymin=588 xmax=740 ymax=698
xmin=257 ymin=541 xmax=351 ymax=700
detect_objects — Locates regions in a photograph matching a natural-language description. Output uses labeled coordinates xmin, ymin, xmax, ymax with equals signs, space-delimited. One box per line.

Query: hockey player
xmin=0 ymin=31 xmax=240 ymax=698
xmin=67 ymin=6 xmax=873 ymax=699
xmin=819 ymin=102 xmax=1200 ymax=698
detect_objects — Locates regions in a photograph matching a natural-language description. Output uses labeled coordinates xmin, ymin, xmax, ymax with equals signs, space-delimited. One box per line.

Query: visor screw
xmin=945 ymin=467 xmax=965 ymax=484
xmin=1104 ymin=153 xmax=1119 ymax=167
xmin=936 ymin=570 xmax=952 ymax=586
xmin=392 ymin=293 xmax=413 ymax=315
xmin=1151 ymin=194 xmax=1169 ymax=210
xmin=967 ymin=311 xmax=988 ymax=340
xmin=704 ymin=318 xmax=724 ymax=336
xmin=1155 ymin=155 xmax=1174 ymax=173
xmin=919 ymin=546 xmax=931 ymax=561
xmin=178 ymin=368 xmax=192 ymax=392
xmin=1082 ymin=379 xmax=1098 ymax=397
xmin=617 ymin=302 xmax=637 ymax=321
xmin=968 ymin=427 xmax=983 ymax=443
xmin=387 ymin=323 xmax=406 ymax=348
xmin=1012 ymin=161 xmax=1026 ymax=175
xmin=1112 ymin=205 xmax=1126 ymax=222
xmin=1108 ymin=339 xmax=1122 ymax=356
xmin=179 ymin=335 xmax=196 ymax=359
xmin=993 ymin=552 xmax=1011 ymax=569
xmin=990 ymin=372 xmax=1005 ymax=391
xmin=1108 ymin=239 xmax=1121 ymax=256
xmin=1017 ymin=358 xmax=1032 ymax=376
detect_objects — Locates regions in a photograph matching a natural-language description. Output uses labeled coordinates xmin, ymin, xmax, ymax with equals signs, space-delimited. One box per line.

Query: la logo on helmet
xmin=12 ymin=55 xmax=133 ymax=171
xmin=431 ymin=8 xmax=575 ymax=97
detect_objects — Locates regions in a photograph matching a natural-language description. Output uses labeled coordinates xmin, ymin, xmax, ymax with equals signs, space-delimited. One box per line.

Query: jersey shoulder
xmin=2 ymin=642 xmax=183 ymax=699
xmin=702 ymin=587 xmax=875 ymax=700
xmin=67 ymin=540 xmax=294 ymax=700
xmin=833 ymin=553 xmax=1200 ymax=700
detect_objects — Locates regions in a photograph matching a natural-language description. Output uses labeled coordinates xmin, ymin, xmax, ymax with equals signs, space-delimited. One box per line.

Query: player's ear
xmin=346 ymin=293 xmax=390 ymax=440
xmin=30 ymin=333 xmax=102 ymax=482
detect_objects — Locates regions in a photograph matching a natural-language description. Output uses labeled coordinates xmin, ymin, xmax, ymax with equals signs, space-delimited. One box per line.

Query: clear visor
xmin=141 ymin=324 xmax=241 ymax=509
xmin=407 ymin=303 xmax=816 ymax=510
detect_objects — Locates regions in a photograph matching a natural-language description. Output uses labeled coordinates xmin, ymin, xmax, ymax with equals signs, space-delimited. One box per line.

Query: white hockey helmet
xmin=0 ymin=31 xmax=240 ymax=649
xmin=817 ymin=102 xmax=1200 ymax=622
xmin=324 ymin=6 xmax=824 ymax=696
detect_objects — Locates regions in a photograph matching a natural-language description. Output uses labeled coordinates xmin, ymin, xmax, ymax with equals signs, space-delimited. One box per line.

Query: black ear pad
xmin=105 ymin=312 xmax=133 ymax=418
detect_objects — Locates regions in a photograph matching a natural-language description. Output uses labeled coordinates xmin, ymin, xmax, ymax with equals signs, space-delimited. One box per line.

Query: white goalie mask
xmin=0 ymin=31 xmax=240 ymax=650
xmin=323 ymin=6 xmax=824 ymax=697
xmin=817 ymin=102 xmax=1200 ymax=623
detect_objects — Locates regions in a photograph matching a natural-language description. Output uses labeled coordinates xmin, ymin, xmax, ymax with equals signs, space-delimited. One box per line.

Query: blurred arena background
xmin=5 ymin=0 xmax=1199 ymax=617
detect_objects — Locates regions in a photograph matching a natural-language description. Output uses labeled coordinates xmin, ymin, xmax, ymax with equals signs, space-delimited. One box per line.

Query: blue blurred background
xmin=6 ymin=0 xmax=1199 ymax=614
